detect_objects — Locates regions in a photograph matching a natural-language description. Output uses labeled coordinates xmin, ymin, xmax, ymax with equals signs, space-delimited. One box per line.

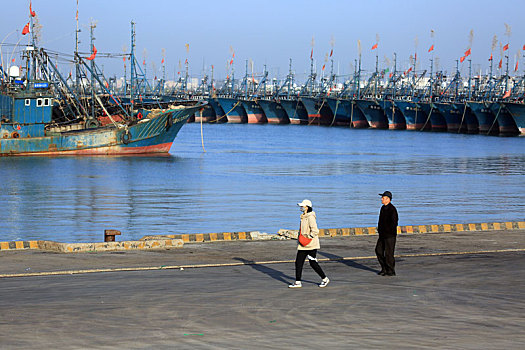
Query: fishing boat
xmin=0 ymin=60 xmax=202 ymax=156
xmin=323 ymin=97 xmax=351 ymax=127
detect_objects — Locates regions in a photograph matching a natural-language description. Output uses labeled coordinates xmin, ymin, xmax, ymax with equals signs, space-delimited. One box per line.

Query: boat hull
xmin=394 ymin=100 xmax=430 ymax=130
xmin=258 ymin=99 xmax=289 ymax=124
xmin=355 ymin=99 xmax=388 ymax=129
xmin=468 ymin=102 xmax=499 ymax=135
xmin=501 ymin=102 xmax=525 ymax=135
xmin=301 ymin=97 xmax=333 ymax=126
xmin=0 ymin=106 xmax=199 ymax=156
xmin=216 ymin=97 xmax=247 ymax=123
xmin=380 ymin=100 xmax=406 ymax=130
xmin=240 ymin=100 xmax=267 ymax=124
xmin=280 ymin=99 xmax=308 ymax=124
xmin=323 ymin=98 xmax=351 ymax=126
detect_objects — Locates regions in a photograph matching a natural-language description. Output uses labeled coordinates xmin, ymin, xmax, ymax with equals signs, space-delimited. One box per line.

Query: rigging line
xmin=420 ymin=103 xmax=433 ymax=131
xmin=200 ymin=109 xmax=206 ymax=152
xmin=487 ymin=102 xmax=501 ymax=135
xmin=458 ymin=102 xmax=467 ymax=133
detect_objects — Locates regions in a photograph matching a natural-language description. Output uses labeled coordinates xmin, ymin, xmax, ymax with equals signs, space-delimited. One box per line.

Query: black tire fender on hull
xmin=121 ymin=129 xmax=131 ymax=144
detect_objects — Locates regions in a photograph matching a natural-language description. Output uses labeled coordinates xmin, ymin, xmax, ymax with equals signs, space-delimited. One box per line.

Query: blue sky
xmin=2 ymin=0 xmax=524 ymax=81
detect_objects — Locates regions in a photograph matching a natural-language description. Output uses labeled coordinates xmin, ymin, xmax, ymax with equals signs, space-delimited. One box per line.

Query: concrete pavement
xmin=0 ymin=230 xmax=524 ymax=349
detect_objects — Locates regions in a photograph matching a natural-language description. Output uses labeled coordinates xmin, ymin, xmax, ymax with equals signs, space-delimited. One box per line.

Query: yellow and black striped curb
xmin=1 ymin=221 xmax=523 ymax=252
xmin=143 ymin=221 xmax=525 ymax=244
xmin=0 ymin=239 xmax=183 ymax=253
xmin=318 ymin=221 xmax=525 ymax=237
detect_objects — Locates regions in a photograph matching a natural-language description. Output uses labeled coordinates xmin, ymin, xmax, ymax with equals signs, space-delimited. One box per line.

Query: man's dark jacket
xmin=378 ymin=203 xmax=398 ymax=238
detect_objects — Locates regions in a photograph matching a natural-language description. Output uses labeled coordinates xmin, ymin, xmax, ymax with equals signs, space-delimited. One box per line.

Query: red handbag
xmin=298 ymin=227 xmax=312 ymax=246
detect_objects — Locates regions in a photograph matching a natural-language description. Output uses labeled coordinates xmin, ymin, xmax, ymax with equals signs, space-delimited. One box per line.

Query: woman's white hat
xmin=297 ymin=199 xmax=312 ymax=207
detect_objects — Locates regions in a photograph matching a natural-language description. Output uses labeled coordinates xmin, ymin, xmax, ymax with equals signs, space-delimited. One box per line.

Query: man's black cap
xmin=379 ymin=191 xmax=392 ymax=199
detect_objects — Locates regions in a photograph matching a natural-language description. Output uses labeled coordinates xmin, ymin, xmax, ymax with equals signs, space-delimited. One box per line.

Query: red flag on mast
xmin=503 ymin=43 xmax=509 ymax=51
xmin=86 ymin=45 xmax=97 ymax=60
xmin=502 ymin=90 xmax=511 ymax=98
xmin=428 ymin=44 xmax=434 ymax=53
xmin=464 ymin=48 xmax=471 ymax=57
xmin=498 ymin=59 xmax=502 ymax=69
xmin=515 ymin=61 xmax=519 ymax=72
xmin=310 ymin=48 xmax=313 ymax=59
xmin=161 ymin=58 xmax=164 ymax=64
xmin=22 ymin=22 xmax=30 ymax=35
xmin=329 ymin=49 xmax=333 ymax=57
xmin=489 ymin=53 xmax=493 ymax=61
xmin=460 ymin=56 xmax=466 ymax=63
xmin=30 ymin=2 xmax=36 ymax=17
xmin=371 ymin=43 xmax=378 ymax=50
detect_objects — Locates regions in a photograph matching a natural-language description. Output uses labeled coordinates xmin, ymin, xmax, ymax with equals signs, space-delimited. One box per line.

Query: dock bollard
xmin=104 ymin=229 xmax=121 ymax=242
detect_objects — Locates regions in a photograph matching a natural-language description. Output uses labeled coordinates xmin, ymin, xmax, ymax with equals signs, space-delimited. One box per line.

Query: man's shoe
xmin=378 ymin=270 xmax=386 ymax=276
xmin=288 ymin=281 xmax=302 ymax=288
xmin=319 ymin=277 xmax=330 ymax=288
xmin=386 ymin=272 xmax=396 ymax=276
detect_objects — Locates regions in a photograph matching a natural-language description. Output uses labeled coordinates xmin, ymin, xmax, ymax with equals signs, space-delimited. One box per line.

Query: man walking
xmin=376 ymin=191 xmax=399 ymax=276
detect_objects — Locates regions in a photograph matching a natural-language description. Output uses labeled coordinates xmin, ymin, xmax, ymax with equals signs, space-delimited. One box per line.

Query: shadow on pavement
xmin=233 ymin=257 xmax=295 ymax=285
xmin=318 ymin=251 xmax=380 ymax=274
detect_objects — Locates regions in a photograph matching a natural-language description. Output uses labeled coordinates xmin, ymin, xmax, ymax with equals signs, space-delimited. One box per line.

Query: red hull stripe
xmin=15 ymin=142 xmax=173 ymax=156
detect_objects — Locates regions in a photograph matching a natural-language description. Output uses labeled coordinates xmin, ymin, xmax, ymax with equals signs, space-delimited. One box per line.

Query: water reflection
xmin=0 ymin=124 xmax=524 ymax=242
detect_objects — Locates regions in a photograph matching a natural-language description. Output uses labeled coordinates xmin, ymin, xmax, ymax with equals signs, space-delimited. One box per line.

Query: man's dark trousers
xmin=375 ymin=236 xmax=396 ymax=274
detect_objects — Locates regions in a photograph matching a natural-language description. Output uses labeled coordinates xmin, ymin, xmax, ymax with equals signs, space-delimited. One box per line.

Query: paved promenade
xmin=0 ymin=230 xmax=524 ymax=349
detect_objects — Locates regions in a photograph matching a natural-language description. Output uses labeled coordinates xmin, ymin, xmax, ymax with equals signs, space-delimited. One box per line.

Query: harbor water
xmin=1 ymin=124 xmax=524 ymax=242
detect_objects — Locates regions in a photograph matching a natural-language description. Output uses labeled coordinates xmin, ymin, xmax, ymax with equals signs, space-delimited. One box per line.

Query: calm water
xmin=1 ymin=124 xmax=524 ymax=242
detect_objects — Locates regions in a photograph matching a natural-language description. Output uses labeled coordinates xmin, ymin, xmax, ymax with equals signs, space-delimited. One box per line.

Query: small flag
xmin=185 ymin=58 xmax=188 ymax=64
xmin=22 ymin=22 xmax=30 ymax=35
xmin=11 ymin=58 xmax=15 ymax=63
xmin=428 ymin=44 xmax=434 ymax=53
xmin=515 ymin=61 xmax=519 ymax=72
xmin=322 ymin=64 xmax=325 ymax=71
xmin=498 ymin=59 xmax=502 ymax=69
xmin=523 ymin=44 xmax=525 ymax=51
xmin=503 ymin=43 xmax=509 ymax=51
xmin=371 ymin=43 xmax=378 ymax=50
xmin=389 ymin=72 xmax=393 ymax=78
xmin=310 ymin=48 xmax=313 ymax=59
xmin=123 ymin=57 xmax=126 ymax=62
xmin=460 ymin=56 xmax=466 ymax=63
xmin=161 ymin=58 xmax=164 ymax=64
xmin=489 ymin=53 xmax=493 ymax=61
xmin=30 ymin=1 xmax=36 ymax=17
xmin=229 ymin=59 xmax=233 ymax=65
xmin=329 ymin=49 xmax=333 ymax=57
xmin=143 ymin=59 xmax=145 ymax=65
xmin=464 ymin=48 xmax=471 ymax=57
xmin=502 ymin=90 xmax=511 ymax=99
xmin=86 ymin=45 xmax=97 ymax=60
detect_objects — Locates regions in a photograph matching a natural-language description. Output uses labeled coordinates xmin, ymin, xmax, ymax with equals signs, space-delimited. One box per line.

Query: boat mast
xmin=89 ymin=22 xmax=96 ymax=119
xmin=130 ymin=21 xmax=135 ymax=114
xmin=468 ymin=59 xmax=472 ymax=100
xmin=374 ymin=53 xmax=378 ymax=96
xmin=357 ymin=53 xmax=361 ymax=98
xmin=74 ymin=0 xmax=81 ymax=92
xmin=392 ymin=53 xmax=397 ymax=99
xmin=287 ymin=58 xmax=292 ymax=98
xmin=454 ymin=60 xmax=459 ymax=99
xmin=429 ymin=56 xmax=433 ymax=99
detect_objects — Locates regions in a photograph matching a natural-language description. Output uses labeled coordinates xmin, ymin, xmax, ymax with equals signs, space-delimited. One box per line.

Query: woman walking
xmin=289 ymin=199 xmax=330 ymax=288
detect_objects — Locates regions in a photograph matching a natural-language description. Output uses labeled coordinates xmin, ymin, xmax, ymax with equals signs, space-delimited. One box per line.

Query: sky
xmin=2 ymin=0 xmax=525 ymax=82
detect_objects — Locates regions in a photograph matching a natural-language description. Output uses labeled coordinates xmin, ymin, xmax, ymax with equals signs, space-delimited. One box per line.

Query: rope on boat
xmin=458 ymin=102 xmax=468 ymax=133
xmin=420 ymin=103 xmax=433 ymax=131
xmin=94 ymin=93 xmax=123 ymax=128
xmin=210 ymin=100 xmax=241 ymax=123
xmin=200 ymin=111 xmax=206 ymax=152
xmin=487 ymin=103 xmax=501 ymax=135
xmin=329 ymin=99 xmax=339 ymax=127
